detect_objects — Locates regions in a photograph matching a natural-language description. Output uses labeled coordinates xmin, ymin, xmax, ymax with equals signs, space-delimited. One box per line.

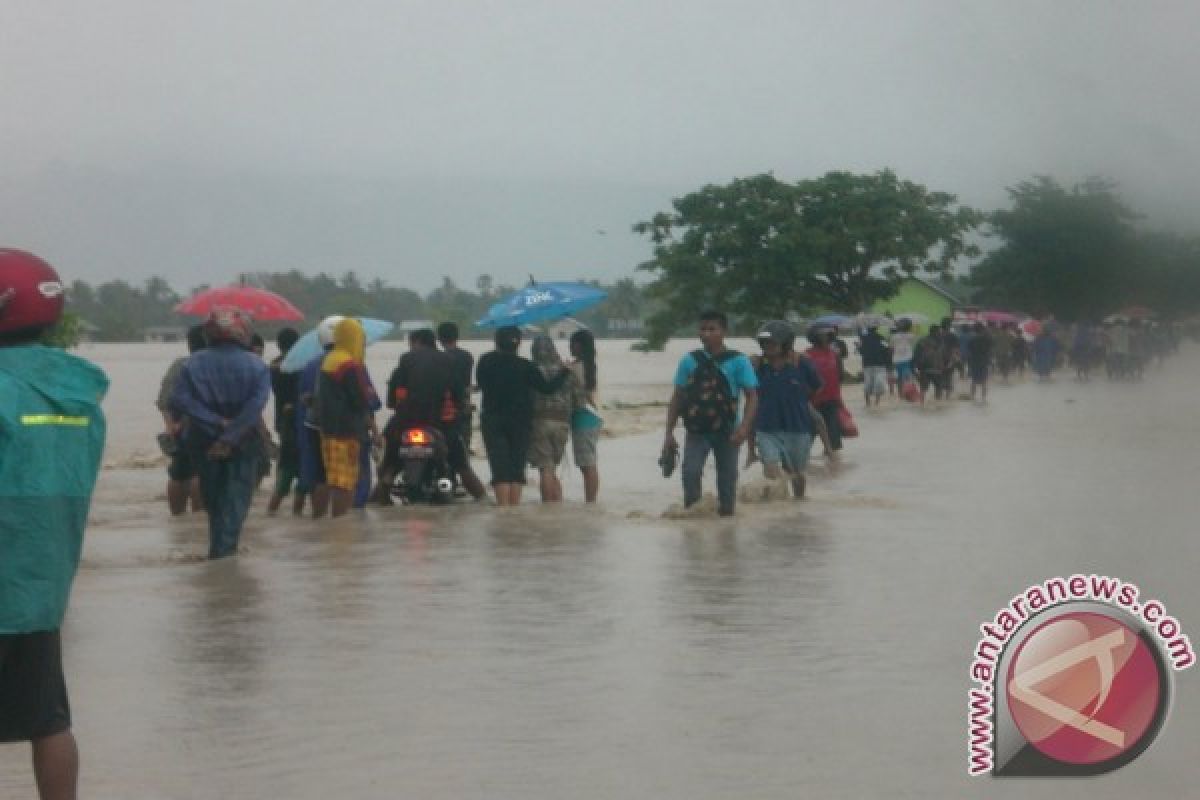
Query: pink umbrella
xmin=1019 ymin=319 xmax=1043 ymax=337
xmin=175 ymin=286 xmax=304 ymax=321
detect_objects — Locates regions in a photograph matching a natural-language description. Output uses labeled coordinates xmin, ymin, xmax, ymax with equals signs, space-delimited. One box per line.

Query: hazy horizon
xmin=4 ymin=2 xmax=1199 ymax=291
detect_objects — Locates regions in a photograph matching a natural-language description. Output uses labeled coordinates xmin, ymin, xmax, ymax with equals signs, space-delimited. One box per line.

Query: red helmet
xmin=0 ymin=249 xmax=65 ymax=334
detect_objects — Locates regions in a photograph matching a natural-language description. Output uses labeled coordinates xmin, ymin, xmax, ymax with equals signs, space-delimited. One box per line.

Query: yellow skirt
xmin=320 ymin=436 xmax=361 ymax=491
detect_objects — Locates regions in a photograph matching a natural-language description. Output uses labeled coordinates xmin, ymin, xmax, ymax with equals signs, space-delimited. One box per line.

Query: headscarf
xmin=531 ymin=333 xmax=562 ymax=376
xmin=204 ymin=306 xmax=252 ymax=347
xmin=531 ymin=333 xmax=572 ymax=419
xmin=321 ymin=317 xmax=366 ymax=374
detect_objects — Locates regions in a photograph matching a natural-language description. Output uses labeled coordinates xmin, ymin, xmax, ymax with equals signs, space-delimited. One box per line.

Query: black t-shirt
xmin=476 ymin=350 xmax=567 ymax=425
xmin=967 ymin=333 xmax=993 ymax=366
xmin=387 ymin=347 xmax=464 ymax=426
xmin=444 ymin=346 xmax=474 ymax=401
xmin=858 ymin=331 xmax=891 ymax=368
xmin=269 ymin=357 xmax=299 ymax=434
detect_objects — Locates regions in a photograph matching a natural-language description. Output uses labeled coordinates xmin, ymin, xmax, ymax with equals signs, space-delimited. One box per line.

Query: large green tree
xmin=633 ymin=170 xmax=980 ymax=347
xmin=1125 ymin=231 xmax=1200 ymax=317
xmin=970 ymin=177 xmax=1138 ymax=321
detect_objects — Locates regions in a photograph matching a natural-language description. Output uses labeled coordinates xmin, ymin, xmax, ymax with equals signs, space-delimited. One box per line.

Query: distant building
xmin=77 ymin=319 xmax=100 ymax=344
xmin=143 ymin=325 xmax=187 ymax=343
xmin=870 ymin=277 xmax=963 ymax=323
xmin=398 ymin=319 xmax=435 ymax=334
xmin=605 ymin=318 xmax=644 ymax=335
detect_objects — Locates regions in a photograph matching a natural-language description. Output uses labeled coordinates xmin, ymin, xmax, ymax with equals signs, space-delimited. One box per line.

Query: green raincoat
xmin=0 ymin=344 xmax=108 ymax=634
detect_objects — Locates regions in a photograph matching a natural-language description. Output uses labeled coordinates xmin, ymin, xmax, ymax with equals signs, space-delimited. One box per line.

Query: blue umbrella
xmin=281 ymin=317 xmax=395 ymax=373
xmin=476 ymin=282 xmax=608 ymax=329
xmin=811 ymin=313 xmax=853 ymax=329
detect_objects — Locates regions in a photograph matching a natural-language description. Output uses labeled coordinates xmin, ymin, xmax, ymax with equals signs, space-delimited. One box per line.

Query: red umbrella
xmin=1019 ymin=319 xmax=1043 ymax=337
xmin=175 ymin=286 xmax=304 ymax=321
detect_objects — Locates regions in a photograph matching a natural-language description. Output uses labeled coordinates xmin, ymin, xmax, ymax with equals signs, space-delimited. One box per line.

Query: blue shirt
xmin=674 ymin=349 xmax=758 ymax=423
xmin=754 ymin=357 xmax=822 ymax=434
xmin=171 ymin=343 xmax=270 ymax=448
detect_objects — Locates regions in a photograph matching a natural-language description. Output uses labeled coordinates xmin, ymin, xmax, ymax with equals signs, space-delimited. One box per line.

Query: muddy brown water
xmin=2 ymin=342 xmax=1198 ymax=798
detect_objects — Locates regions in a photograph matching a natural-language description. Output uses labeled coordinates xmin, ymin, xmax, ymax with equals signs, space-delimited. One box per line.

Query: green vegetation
xmin=57 ymin=170 xmax=1200 ymax=343
xmin=63 ymin=271 xmax=653 ymax=342
xmin=969 ymin=177 xmax=1200 ymax=321
xmin=40 ymin=310 xmax=82 ymax=349
xmin=633 ymin=171 xmax=981 ymax=348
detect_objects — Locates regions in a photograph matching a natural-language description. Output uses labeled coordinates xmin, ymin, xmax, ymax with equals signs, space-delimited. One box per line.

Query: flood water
xmin=3 ymin=340 xmax=1199 ymax=798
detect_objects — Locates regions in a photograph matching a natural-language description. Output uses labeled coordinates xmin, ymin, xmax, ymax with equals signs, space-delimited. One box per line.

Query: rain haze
xmin=4 ymin=4 xmax=1200 ymax=799
xmin=3 ymin=1 xmax=1200 ymax=290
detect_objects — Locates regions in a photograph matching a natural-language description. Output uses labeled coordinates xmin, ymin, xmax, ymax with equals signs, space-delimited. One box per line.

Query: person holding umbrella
xmin=475 ymin=325 xmax=569 ymax=506
xmin=295 ymin=316 xmax=342 ymax=518
xmin=170 ymin=307 xmax=270 ymax=559
xmin=528 ymin=334 xmax=583 ymax=503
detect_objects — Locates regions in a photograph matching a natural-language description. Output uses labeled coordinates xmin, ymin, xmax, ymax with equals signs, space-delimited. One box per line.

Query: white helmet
xmin=317 ymin=315 xmax=345 ymax=346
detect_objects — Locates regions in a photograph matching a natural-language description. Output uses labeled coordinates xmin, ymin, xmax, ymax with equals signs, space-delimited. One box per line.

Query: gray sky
xmin=2 ymin=1 xmax=1198 ymax=292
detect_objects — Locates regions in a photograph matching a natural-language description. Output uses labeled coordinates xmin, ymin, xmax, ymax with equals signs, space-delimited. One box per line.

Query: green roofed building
xmin=870 ymin=276 xmax=964 ymax=322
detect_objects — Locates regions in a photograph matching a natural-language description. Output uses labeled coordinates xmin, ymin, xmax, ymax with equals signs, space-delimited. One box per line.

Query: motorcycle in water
xmin=389 ymin=424 xmax=456 ymax=504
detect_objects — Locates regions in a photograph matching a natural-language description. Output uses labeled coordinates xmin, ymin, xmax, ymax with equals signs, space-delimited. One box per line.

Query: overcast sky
xmin=2 ymin=1 xmax=1198 ymax=292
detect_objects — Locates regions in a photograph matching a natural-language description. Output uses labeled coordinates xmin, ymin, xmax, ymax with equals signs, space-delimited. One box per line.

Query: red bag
xmin=837 ymin=404 xmax=858 ymax=438
xmin=901 ymin=382 xmax=920 ymax=403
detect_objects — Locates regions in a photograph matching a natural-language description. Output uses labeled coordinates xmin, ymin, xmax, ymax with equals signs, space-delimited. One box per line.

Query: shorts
xmin=863 ymin=366 xmax=888 ymax=396
xmin=0 ymin=630 xmax=71 ymax=742
xmin=571 ymin=426 xmax=599 ymax=468
xmin=481 ymin=414 xmax=530 ymax=485
xmin=320 ymin=436 xmax=361 ymax=491
xmin=755 ymin=431 xmax=814 ymax=473
xmin=528 ymin=420 xmax=569 ymax=469
xmin=167 ymin=447 xmax=197 ymax=482
xmin=895 ymin=360 xmax=913 ymax=384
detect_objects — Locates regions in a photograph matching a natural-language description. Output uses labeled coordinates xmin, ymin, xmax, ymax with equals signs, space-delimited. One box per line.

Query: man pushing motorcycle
xmin=374 ymin=328 xmax=486 ymax=503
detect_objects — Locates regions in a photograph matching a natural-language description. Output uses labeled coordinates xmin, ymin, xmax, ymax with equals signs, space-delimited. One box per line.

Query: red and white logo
xmin=1006 ymin=611 xmax=1163 ymax=767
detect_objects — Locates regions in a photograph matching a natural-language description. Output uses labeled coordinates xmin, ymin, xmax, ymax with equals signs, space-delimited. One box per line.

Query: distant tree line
xmin=634 ymin=170 xmax=1200 ymax=347
xmin=59 ymin=169 xmax=1200 ymax=348
xmin=63 ymin=271 xmax=654 ymax=342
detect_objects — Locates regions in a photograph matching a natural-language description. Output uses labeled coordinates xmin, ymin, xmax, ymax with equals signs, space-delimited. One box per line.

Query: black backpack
xmin=682 ymin=349 xmax=740 ymax=435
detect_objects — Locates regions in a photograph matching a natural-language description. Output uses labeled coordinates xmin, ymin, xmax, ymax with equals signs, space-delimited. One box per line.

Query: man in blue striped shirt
xmin=171 ymin=308 xmax=270 ymax=559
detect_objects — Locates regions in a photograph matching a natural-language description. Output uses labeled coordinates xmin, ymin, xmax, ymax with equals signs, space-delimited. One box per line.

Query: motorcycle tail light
xmin=403 ymin=429 xmax=429 ymax=445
